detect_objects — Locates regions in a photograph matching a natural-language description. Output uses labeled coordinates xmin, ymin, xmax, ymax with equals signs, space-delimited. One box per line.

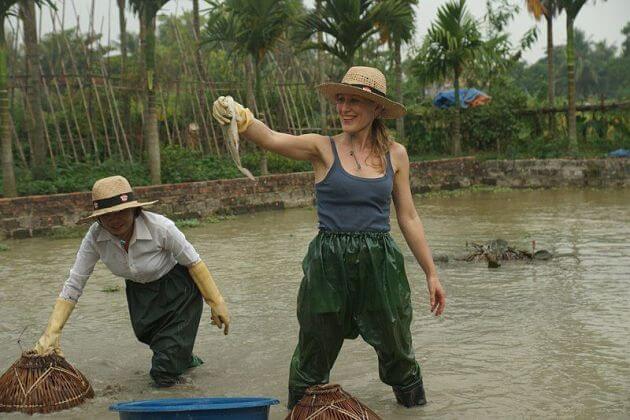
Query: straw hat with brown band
xmin=317 ymin=66 xmax=406 ymax=119
xmin=78 ymin=175 xmax=157 ymax=224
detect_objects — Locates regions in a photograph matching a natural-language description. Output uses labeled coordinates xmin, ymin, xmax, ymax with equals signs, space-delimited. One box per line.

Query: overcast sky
xmin=20 ymin=0 xmax=630 ymax=64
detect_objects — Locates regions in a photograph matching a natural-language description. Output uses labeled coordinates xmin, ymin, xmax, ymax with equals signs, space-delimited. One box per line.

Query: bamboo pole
xmin=293 ymin=57 xmax=315 ymax=131
xmin=94 ymin=40 xmax=132 ymax=162
xmin=22 ymin=78 xmax=56 ymax=167
xmin=39 ymin=64 xmax=67 ymax=162
xmin=38 ymin=6 xmax=66 ymax=162
xmin=9 ymin=114 xmax=26 ymax=166
xmin=158 ymin=85 xmax=172 ymax=146
xmin=82 ymin=15 xmax=114 ymax=159
xmin=262 ymin=89 xmax=275 ymax=130
xmin=54 ymin=4 xmax=99 ymax=163
xmin=50 ymin=7 xmax=87 ymax=158
xmin=41 ymin=64 xmax=78 ymax=162
xmin=185 ymin=11 xmax=221 ymax=156
xmin=278 ymin=58 xmax=304 ymax=133
xmin=171 ymin=19 xmax=214 ymax=155
xmin=173 ymin=81 xmax=183 ymax=147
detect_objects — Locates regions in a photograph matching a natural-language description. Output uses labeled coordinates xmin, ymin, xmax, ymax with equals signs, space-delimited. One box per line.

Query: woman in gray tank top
xmin=212 ymin=66 xmax=446 ymax=409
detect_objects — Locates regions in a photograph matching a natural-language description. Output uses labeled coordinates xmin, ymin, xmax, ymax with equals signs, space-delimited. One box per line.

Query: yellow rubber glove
xmin=212 ymin=96 xmax=255 ymax=133
xmin=189 ymin=260 xmax=230 ymax=335
xmin=34 ymin=298 xmax=76 ymax=356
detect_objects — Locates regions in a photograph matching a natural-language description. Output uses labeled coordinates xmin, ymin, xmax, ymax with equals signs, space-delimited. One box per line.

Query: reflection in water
xmin=1 ymin=188 xmax=629 ymax=419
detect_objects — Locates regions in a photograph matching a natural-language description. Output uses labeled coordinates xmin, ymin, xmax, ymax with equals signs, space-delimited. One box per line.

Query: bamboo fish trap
xmin=0 ymin=351 xmax=94 ymax=414
xmin=286 ymin=384 xmax=382 ymax=420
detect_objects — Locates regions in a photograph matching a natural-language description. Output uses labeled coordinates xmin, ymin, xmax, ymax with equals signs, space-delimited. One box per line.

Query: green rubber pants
xmin=125 ymin=264 xmax=204 ymax=386
xmin=288 ymin=231 xmax=422 ymax=406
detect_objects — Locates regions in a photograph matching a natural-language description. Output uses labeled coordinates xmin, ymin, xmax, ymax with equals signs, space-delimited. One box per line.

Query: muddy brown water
xmin=1 ymin=188 xmax=629 ymax=419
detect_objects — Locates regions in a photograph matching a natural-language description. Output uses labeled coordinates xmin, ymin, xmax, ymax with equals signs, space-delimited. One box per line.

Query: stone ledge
xmin=1 ymin=158 xmax=628 ymax=238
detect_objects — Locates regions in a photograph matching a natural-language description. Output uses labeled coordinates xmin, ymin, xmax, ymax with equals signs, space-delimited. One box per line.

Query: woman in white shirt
xmin=33 ymin=175 xmax=230 ymax=387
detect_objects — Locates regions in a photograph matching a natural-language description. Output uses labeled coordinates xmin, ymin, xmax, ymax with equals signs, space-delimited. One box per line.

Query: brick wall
xmin=1 ymin=158 xmax=628 ymax=238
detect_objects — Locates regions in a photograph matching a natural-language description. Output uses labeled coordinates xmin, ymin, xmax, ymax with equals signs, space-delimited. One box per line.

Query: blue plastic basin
xmin=110 ymin=397 xmax=279 ymax=420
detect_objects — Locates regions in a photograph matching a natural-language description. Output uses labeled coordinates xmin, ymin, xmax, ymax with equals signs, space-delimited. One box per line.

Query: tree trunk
xmin=546 ymin=14 xmax=555 ymax=136
xmin=144 ymin=12 xmax=160 ymax=184
xmin=117 ymin=0 xmax=130 ymax=134
xmin=192 ymin=0 xmax=204 ymax=80
xmin=394 ymin=40 xmax=404 ymax=142
xmin=316 ymin=0 xmax=327 ymax=134
xmin=253 ymin=57 xmax=268 ymax=175
xmin=566 ymin=14 xmax=577 ymax=153
xmin=20 ymin=0 xmax=48 ymax=179
xmin=0 ymin=23 xmax=16 ymax=197
xmin=453 ymin=69 xmax=462 ymax=155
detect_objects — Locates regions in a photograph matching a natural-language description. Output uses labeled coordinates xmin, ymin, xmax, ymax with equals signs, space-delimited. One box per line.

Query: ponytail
xmin=369 ymin=118 xmax=393 ymax=172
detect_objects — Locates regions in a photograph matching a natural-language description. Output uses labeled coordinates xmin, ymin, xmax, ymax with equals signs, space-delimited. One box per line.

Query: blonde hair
xmin=367 ymin=118 xmax=393 ymax=172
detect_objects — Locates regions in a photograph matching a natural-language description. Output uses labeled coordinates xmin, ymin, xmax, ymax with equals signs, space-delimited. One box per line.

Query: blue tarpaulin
xmin=432 ymin=88 xmax=490 ymax=109
xmin=607 ymin=149 xmax=630 ymax=158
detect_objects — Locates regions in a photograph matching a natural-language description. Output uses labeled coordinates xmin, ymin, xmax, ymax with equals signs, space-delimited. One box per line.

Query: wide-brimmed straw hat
xmin=78 ymin=175 xmax=157 ymax=224
xmin=317 ymin=66 xmax=406 ymax=119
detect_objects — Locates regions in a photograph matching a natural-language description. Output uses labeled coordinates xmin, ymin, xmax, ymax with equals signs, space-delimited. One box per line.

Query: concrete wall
xmin=1 ymin=158 xmax=628 ymax=238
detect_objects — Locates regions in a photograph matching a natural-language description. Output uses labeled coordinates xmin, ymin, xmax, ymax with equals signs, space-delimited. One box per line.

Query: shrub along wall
xmin=1 ymin=158 xmax=628 ymax=238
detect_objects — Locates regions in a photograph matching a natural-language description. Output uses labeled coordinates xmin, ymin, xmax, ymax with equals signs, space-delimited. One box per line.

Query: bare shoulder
xmin=389 ymin=141 xmax=409 ymax=173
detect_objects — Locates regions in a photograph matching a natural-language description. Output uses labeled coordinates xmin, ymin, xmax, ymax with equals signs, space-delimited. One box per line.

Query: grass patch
xmin=174 ymin=214 xmax=236 ymax=230
xmin=175 ymin=219 xmax=201 ymax=229
xmin=416 ymin=185 xmax=530 ymax=198
xmin=0 ymin=243 xmax=8 ymax=251
xmin=43 ymin=226 xmax=87 ymax=240
xmin=101 ymin=285 xmax=121 ymax=293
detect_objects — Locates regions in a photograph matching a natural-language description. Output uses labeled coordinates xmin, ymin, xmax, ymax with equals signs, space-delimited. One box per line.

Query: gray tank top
xmin=316 ymin=137 xmax=394 ymax=232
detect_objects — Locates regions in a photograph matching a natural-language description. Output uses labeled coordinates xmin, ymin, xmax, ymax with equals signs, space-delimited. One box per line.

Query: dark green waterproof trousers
xmin=125 ymin=263 xmax=204 ymax=386
xmin=288 ymin=231 xmax=422 ymax=406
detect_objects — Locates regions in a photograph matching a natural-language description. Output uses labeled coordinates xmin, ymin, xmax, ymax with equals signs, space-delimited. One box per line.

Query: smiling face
xmin=98 ymin=208 xmax=135 ymax=239
xmin=335 ymin=93 xmax=381 ymax=134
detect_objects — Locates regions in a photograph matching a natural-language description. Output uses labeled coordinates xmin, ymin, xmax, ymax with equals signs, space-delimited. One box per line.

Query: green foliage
xmin=295 ymin=0 xmax=384 ymax=67
xmin=0 ymin=143 xmax=316 ymax=197
xmin=42 ymin=226 xmax=87 ymax=239
xmin=160 ymin=145 xmax=242 ymax=182
xmin=101 ymin=284 xmax=121 ymax=293
xmin=413 ymin=0 xmax=483 ymax=84
xmin=416 ymin=185 xmax=522 ymax=198
xmin=404 ymin=75 xmax=630 ymax=159
xmin=2 ymin=157 xmax=149 ymax=196
xmin=241 ymin=152 xmax=311 ymax=174
xmin=174 ymin=219 xmax=201 ymax=229
xmin=512 ymin=27 xmax=630 ymax=100
xmin=0 ymin=243 xmax=8 ymax=251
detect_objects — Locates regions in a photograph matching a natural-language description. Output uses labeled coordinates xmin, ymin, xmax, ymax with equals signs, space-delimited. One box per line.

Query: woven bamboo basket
xmin=0 ymin=350 xmax=94 ymax=414
xmin=286 ymin=384 xmax=382 ymax=420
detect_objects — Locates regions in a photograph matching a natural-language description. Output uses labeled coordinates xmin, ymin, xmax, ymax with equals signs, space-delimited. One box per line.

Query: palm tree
xmin=373 ymin=0 xmax=418 ymax=142
xmin=297 ymin=0 xmax=382 ymax=68
xmin=558 ymin=0 xmax=606 ymax=152
xmin=2 ymin=1 xmax=54 ymax=193
xmin=526 ymin=0 xmax=558 ymax=137
xmin=117 ymin=0 xmax=130 ymax=133
xmin=414 ymin=0 xmax=483 ymax=155
xmin=18 ymin=0 xmax=51 ymax=180
xmin=525 ymin=0 xmax=558 ymax=108
xmin=205 ymin=0 xmax=293 ymax=175
xmin=0 ymin=2 xmax=18 ymax=196
xmin=129 ymin=0 xmax=169 ymax=184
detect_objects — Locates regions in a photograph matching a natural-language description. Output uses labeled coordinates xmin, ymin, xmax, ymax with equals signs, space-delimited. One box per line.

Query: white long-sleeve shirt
xmin=60 ymin=211 xmax=200 ymax=302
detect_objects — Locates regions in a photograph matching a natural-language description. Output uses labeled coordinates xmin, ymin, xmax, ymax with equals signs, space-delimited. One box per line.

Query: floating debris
xmin=458 ymin=239 xmax=552 ymax=268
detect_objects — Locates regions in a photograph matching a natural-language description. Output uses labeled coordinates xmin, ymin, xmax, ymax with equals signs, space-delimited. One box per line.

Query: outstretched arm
xmin=34 ymin=229 xmax=100 ymax=355
xmin=213 ymin=96 xmax=326 ymax=162
xmin=243 ymin=120 xmax=325 ymax=162
xmin=391 ymin=143 xmax=446 ymax=316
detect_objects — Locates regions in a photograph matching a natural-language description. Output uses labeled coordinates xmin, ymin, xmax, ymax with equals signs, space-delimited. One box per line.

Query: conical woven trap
xmin=0 ymin=351 xmax=94 ymax=414
xmin=286 ymin=383 xmax=382 ymax=420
